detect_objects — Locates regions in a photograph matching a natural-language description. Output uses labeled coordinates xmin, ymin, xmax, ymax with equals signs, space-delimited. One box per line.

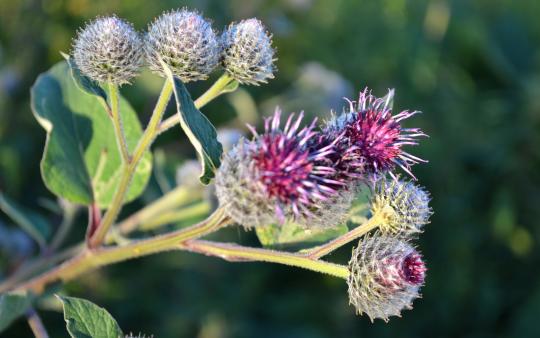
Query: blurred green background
xmin=1 ymin=0 xmax=540 ymax=337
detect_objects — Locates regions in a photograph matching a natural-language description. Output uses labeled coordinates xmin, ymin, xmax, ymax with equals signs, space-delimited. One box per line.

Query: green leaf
xmin=255 ymin=185 xmax=373 ymax=250
xmin=31 ymin=61 xmax=152 ymax=207
xmin=60 ymin=52 xmax=109 ymax=107
xmin=57 ymin=295 xmax=123 ymax=338
xmin=0 ymin=292 xmax=33 ymax=333
xmin=256 ymin=222 xmax=349 ymax=251
xmin=0 ymin=192 xmax=51 ymax=247
xmin=162 ymin=65 xmax=223 ymax=184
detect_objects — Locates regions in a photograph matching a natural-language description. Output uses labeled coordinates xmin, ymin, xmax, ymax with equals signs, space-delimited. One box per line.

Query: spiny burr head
xmin=73 ymin=15 xmax=143 ymax=84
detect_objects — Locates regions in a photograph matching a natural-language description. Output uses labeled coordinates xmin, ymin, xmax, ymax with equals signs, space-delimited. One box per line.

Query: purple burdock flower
xmin=249 ymin=111 xmax=341 ymax=218
xmin=326 ymin=88 xmax=427 ymax=179
xmin=215 ymin=109 xmax=350 ymax=228
xmin=347 ymin=233 xmax=426 ymax=321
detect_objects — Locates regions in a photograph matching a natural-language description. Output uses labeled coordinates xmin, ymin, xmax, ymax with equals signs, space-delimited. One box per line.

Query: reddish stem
xmin=85 ymin=203 xmax=102 ymax=244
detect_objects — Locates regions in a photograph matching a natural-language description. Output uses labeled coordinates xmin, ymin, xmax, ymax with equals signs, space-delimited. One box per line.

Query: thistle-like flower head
xmin=371 ymin=177 xmax=432 ymax=235
xmin=326 ymin=89 xmax=427 ymax=178
xmin=221 ymin=18 xmax=276 ymax=85
xmin=215 ymin=109 xmax=346 ymax=228
xmin=73 ymin=15 xmax=143 ymax=84
xmin=347 ymin=233 xmax=426 ymax=321
xmin=145 ymin=9 xmax=220 ymax=82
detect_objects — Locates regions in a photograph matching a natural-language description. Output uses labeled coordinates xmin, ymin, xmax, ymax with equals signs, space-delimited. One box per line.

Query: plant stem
xmin=139 ymin=201 xmax=210 ymax=230
xmin=15 ymin=208 xmax=229 ymax=294
xmin=108 ymin=82 xmax=130 ymax=163
xmin=89 ymin=80 xmax=174 ymax=248
xmin=158 ymin=73 xmax=236 ymax=134
xmin=48 ymin=205 xmax=77 ymax=252
xmin=114 ymin=185 xmax=200 ymax=236
xmin=0 ymin=245 xmax=83 ymax=293
xmin=183 ymin=240 xmax=350 ymax=279
xmin=26 ymin=308 xmax=49 ymax=338
xmin=305 ymin=214 xmax=383 ymax=259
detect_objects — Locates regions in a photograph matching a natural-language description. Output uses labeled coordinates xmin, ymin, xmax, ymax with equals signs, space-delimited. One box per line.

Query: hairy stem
xmin=108 ymin=82 xmax=130 ymax=163
xmin=89 ymin=80 xmax=173 ymax=248
xmin=26 ymin=308 xmax=49 ymax=338
xmin=114 ymin=185 xmax=201 ymax=236
xmin=305 ymin=214 xmax=383 ymax=259
xmin=139 ymin=201 xmax=210 ymax=231
xmin=183 ymin=240 xmax=350 ymax=279
xmin=15 ymin=208 xmax=229 ymax=294
xmin=158 ymin=73 xmax=236 ymax=134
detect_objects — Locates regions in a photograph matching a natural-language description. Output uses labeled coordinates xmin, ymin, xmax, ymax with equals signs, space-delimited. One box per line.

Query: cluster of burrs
xmin=215 ymin=89 xmax=433 ymax=321
xmin=72 ymin=7 xmax=433 ymax=322
xmin=72 ymin=9 xmax=275 ymax=85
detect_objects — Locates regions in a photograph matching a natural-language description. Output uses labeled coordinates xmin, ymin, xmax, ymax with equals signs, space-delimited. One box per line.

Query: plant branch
xmin=139 ymin=201 xmax=210 ymax=231
xmin=14 ymin=208 xmax=229 ymax=294
xmin=0 ymin=244 xmax=83 ymax=293
xmin=158 ymin=73 xmax=237 ymax=134
xmin=26 ymin=308 xmax=50 ymax=338
xmin=305 ymin=214 xmax=383 ymax=259
xmin=89 ymin=79 xmax=174 ymax=248
xmin=183 ymin=240 xmax=350 ymax=279
xmin=48 ymin=204 xmax=77 ymax=252
xmin=108 ymin=82 xmax=130 ymax=163
xmin=114 ymin=185 xmax=201 ymax=236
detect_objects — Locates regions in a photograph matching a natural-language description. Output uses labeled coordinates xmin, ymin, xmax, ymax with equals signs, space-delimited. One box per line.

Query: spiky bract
xmin=221 ymin=18 xmax=276 ymax=85
xmin=215 ymin=110 xmax=347 ymax=228
xmin=145 ymin=9 xmax=220 ymax=82
xmin=347 ymin=234 xmax=426 ymax=321
xmin=325 ymin=89 xmax=427 ymax=179
xmin=73 ymin=16 xmax=143 ymax=84
xmin=371 ymin=177 xmax=432 ymax=235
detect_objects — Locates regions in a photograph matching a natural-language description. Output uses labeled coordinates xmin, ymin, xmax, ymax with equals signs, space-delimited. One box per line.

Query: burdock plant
xmin=0 ymin=7 xmax=432 ymax=337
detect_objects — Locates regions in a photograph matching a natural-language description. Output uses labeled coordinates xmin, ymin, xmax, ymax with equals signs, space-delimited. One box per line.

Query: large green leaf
xmin=0 ymin=192 xmax=51 ymax=247
xmin=58 ymin=295 xmax=123 ymax=338
xmin=31 ymin=61 xmax=152 ymax=207
xmin=162 ymin=65 xmax=223 ymax=184
xmin=0 ymin=292 xmax=33 ymax=333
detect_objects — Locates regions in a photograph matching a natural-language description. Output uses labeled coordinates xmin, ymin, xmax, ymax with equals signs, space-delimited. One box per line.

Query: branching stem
xmin=89 ymin=80 xmax=173 ymax=248
xmin=183 ymin=240 xmax=350 ymax=279
xmin=305 ymin=214 xmax=383 ymax=259
xmin=158 ymin=73 xmax=236 ymax=134
xmin=15 ymin=208 xmax=229 ymax=294
xmin=26 ymin=308 xmax=50 ymax=338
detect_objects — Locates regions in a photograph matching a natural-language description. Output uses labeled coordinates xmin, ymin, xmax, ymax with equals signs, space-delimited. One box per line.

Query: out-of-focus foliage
xmin=1 ymin=0 xmax=539 ymax=337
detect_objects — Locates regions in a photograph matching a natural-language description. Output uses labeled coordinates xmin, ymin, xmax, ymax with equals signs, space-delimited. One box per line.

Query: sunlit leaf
xmin=162 ymin=64 xmax=223 ymax=184
xmin=58 ymin=295 xmax=123 ymax=338
xmin=30 ymin=61 xmax=152 ymax=207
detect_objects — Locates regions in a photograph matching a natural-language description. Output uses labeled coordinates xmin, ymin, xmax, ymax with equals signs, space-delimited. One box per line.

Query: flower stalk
xmin=158 ymin=73 xmax=237 ymax=134
xmin=305 ymin=213 xmax=383 ymax=259
xmin=183 ymin=240 xmax=350 ymax=279
xmin=108 ymin=81 xmax=131 ymax=163
xmin=88 ymin=79 xmax=173 ymax=248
